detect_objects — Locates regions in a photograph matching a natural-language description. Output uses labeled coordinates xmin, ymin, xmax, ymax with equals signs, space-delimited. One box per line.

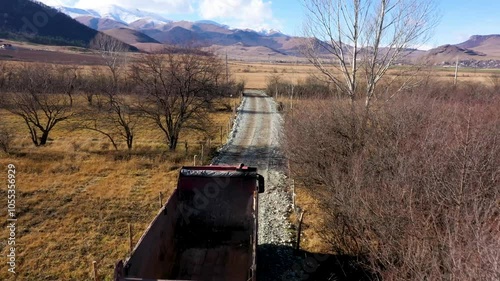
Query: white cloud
xmin=198 ymin=0 xmax=279 ymax=31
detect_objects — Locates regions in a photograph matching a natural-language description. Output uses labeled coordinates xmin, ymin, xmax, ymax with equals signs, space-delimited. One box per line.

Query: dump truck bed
xmin=115 ymin=166 xmax=263 ymax=281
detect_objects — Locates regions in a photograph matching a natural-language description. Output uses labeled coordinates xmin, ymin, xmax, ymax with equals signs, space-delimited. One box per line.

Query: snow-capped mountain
xmin=257 ymin=29 xmax=285 ymax=37
xmin=54 ymin=6 xmax=100 ymax=18
xmin=45 ymin=3 xmax=305 ymax=57
xmin=56 ymin=4 xmax=171 ymax=24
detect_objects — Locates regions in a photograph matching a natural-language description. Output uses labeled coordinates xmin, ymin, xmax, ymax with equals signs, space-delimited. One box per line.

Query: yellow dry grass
xmin=291 ymin=184 xmax=334 ymax=255
xmin=230 ymin=61 xmax=500 ymax=89
xmin=1 ymin=57 xmax=498 ymax=280
xmin=230 ymin=61 xmax=316 ymax=89
xmin=0 ymin=96 xmax=240 ymax=280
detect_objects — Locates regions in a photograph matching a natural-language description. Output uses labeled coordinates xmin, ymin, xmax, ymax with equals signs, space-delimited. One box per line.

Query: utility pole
xmin=225 ymin=51 xmax=229 ymax=84
xmin=290 ymin=59 xmax=297 ymax=110
xmin=454 ymin=56 xmax=459 ymax=86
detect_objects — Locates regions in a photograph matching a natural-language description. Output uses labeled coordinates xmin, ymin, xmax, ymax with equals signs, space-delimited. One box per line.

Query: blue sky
xmin=39 ymin=0 xmax=500 ymax=49
xmin=433 ymin=0 xmax=500 ymax=46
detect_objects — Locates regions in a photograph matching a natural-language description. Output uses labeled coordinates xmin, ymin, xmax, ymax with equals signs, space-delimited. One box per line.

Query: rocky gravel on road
xmin=213 ymin=90 xmax=301 ymax=280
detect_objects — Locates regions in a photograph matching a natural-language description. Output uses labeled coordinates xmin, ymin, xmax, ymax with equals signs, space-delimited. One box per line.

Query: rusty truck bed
xmin=115 ymin=166 xmax=262 ymax=281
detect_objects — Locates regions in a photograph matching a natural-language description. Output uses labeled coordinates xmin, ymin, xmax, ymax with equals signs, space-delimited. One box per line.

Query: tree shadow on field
xmin=258 ymin=244 xmax=375 ymax=281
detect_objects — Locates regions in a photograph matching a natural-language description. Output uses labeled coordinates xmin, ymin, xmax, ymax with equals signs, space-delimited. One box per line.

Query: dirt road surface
xmin=213 ymin=90 xmax=298 ymax=281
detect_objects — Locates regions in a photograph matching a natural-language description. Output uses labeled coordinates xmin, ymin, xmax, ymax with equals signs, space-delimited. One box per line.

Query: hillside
xmin=456 ymin=35 xmax=500 ymax=58
xmin=0 ymin=0 xmax=100 ymax=47
xmin=0 ymin=0 xmax=138 ymax=51
xmin=49 ymin=4 xmax=309 ymax=57
xmin=103 ymin=28 xmax=160 ymax=44
xmin=126 ymin=22 xmax=312 ymax=58
xmin=426 ymin=45 xmax=486 ymax=60
xmin=425 ymin=38 xmax=500 ymax=67
xmin=7 ymin=2 xmax=500 ymax=65
xmin=75 ymin=16 xmax=128 ymax=31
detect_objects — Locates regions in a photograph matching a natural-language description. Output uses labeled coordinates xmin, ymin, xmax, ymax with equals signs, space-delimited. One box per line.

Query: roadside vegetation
xmin=280 ymin=75 xmax=500 ymax=280
xmin=273 ymin=1 xmax=499 ymax=279
xmin=0 ymin=47 xmax=243 ymax=280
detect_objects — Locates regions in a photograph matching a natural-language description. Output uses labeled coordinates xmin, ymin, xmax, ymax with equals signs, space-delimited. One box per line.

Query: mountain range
xmin=50 ymin=4 xmax=310 ymax=57
xmin=0 ymin=0 xmax=137 ymax=50
xmin=52 ymin=4 xmax=500 ymax=65
xmin=56 ymin=5 xmax=172 ymax=26
xmin=2 ymin=1 xmax=499 ymax=67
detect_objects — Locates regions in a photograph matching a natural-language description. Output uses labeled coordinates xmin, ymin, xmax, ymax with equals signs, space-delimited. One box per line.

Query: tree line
xmin=0 ymin=45 xmax=242 ymax=151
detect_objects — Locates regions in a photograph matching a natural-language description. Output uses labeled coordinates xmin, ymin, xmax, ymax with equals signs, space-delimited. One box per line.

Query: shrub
xmin=286 ymin=81 xmax=500 ymax=280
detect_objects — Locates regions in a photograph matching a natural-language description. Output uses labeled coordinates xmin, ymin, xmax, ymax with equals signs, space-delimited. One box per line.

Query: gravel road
xmin=213 ymin=90 xmax=297 ymax=280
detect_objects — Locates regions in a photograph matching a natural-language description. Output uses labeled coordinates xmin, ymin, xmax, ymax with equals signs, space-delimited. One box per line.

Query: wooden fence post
xmin=201 ymin=144 xmax=204 ymax=165
xmin=220 ymin=126 xmax=223 ymax=144
xmin=92 ymin=260 xmax=99 ymax=281
xmin=159 ymin=192 xmax=163 ymax=208
xmin=295 ymin=211 xmax=305 ymax=255
xmin=128 ymin=223 xmax=133 ymax=253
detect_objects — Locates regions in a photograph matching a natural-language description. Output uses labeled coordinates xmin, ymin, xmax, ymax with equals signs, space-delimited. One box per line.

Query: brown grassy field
xmin=0 ymin=95 xmax=240 ymax=280
xmin=1 ymin=53 xmax=499 ymax=280
xmin=231 ymin=61 xmax=500 ymax=89
xmin=2 ymin=38 xmax=499 ymax=89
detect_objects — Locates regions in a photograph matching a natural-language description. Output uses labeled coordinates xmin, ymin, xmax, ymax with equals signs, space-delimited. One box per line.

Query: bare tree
xmin=0 ymin=124 xmax=12 ymax=153
xmin=302 ymin=0 xmax=438 ymax=109
xmin=112 ymin=97 xmax=136 ymax=151
xmin=55 ymin=65 xmax=79 ymax=106
xmin=80 ymin=67 xmax=102 ymax=106
xmin=0 ymin=62 xmax=12 ymax=91
xmin=77 ymin=93 xmax=138 ymax=151
xmin=5 ymin=64 xmax=75 ymax=146
xmin=285 ymin=81 xmax=500 ymax=280
xmin=266 ymin=73 xmax=286 ymax=100
xmin=90 ymin=33 xmax=129 ymax=91
xmin=77 ymin=35 xmax=135 ymax=151
xmin=71 ymin=62 xmax=138 ymax=151
xmin=131 ymin=47 xmax=226 ymax=151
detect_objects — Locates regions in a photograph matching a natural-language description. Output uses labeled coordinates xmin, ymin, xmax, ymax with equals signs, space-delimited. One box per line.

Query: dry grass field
xmin=1 ymin=53 xmax=499 ymax=280
xmin=0 ymin=94 xmax=240 ymax=280
xmin=230 ymin=61 xmax=500 ymax=89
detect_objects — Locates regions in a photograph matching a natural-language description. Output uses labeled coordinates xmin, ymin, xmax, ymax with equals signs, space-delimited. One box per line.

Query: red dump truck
xmin=114 ymin=165 xmax=265 ymax=281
